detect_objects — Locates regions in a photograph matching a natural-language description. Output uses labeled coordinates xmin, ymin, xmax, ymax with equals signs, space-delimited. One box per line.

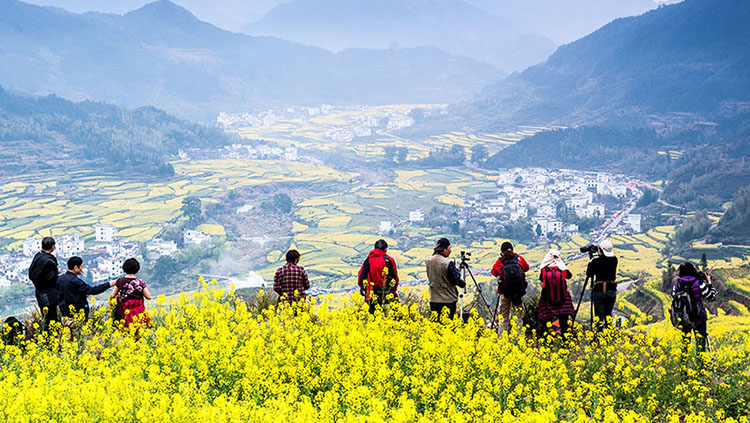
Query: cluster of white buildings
xmin=217 ymin=105 xmax=335 ymax=129
xmin=2 ymin=223 xmax=219 ymax=288
xmin=464 ymin=168 xmax=640 ymax=239
xmin=223 ymin=144 xmax=298 ymax=161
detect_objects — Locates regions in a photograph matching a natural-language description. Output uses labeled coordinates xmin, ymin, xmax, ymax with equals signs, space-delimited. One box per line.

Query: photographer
xmin=273 ymin=250 xmax=310 ymax=304
xmin=672 ymin=262 xmax=716 ymax=353
xmin=28 ymin=236 xmax=61 ymax=332
xmin=57 ymin=256 xmax=116 ymax=321
xmin=358 ymin=239 xmax=400 ymax=314
xmin=425 ymin=238 xmax=465 ymax=321
xmin=491 ymin=242 xmax=529 ymax=334
xmin=585 ymin=239 xmax=618 ymax=331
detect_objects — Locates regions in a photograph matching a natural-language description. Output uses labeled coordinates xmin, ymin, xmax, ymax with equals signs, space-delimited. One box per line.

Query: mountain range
xmin=242 ymin=0 xmax=557 ymax=72
xmin=0 ymin=85 xmax=232 ymax=176
xmin=467 ymin=0 xmax=750 ymax=128
xmin=0 ymin=0 xmax=501 ymax=122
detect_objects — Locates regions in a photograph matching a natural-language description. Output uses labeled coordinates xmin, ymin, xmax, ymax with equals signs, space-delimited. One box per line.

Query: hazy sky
xmin=26 ymin=0 xmax=678 ymax=42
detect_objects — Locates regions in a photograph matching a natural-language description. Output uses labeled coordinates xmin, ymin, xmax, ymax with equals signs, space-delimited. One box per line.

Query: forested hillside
xmin=0 ymin=86 xmax=232 ymax=176
xmin=465 ymin=0 xmax=750 ymax=126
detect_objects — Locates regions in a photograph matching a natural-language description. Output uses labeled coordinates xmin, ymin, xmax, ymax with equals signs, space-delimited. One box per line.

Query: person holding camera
xmin=57 ymin=256 xmax=116 ymax=321
xmin=358 ymin=239 xmax=400 ymax=314
xmin=672 ymin=262 xmax=716 ymax=352
xmin=425 ymin=238 xmax=465 ymax=321
xmin=586 ymin=239 xmax=618 ymax=331
xmin=491 ymin=242 xmax=529 ymax=334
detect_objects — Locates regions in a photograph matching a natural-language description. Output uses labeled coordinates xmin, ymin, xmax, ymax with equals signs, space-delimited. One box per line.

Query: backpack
xmin=2 ymin=316 xmax=24 ymax=346
xmin=541 ymin=267 xmax=566 ymax=306
xmin=669 ymin=285 xmax=697 ymax=331
xmin=500 ymin=256 xmax=527 ymax=305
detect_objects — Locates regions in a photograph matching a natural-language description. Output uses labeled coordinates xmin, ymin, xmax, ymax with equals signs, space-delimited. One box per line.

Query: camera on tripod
xmin=579 ymin=243 xmax=599 ymax=259
xmin=459 ymin=251 xmax=471 ymax=267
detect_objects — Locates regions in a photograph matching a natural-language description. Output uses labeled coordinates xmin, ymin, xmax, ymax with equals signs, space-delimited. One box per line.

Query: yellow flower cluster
xmin=0 ymin=287 xmax=748 ymax=422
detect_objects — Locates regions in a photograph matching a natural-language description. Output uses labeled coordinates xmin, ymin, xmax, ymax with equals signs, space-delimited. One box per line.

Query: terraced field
xmin=233 ymin=105 xmax=553 ymax=161
xmin=0 ymin=159 xmax=353 ymax=248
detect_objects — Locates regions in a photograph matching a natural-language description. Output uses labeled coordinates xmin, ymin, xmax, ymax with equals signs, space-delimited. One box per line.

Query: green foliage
xmin=711 ymin=185 xmax=750 ymax=244
xmin=261 ymin=193 xmax=293 ymax=214
xmin=637 ymin=188 xmax=659 ymax=207
xmin=484 ymin=127 xmax=672 ymax=180
xmin=674 ymin=212 xmax=711 ymax=244
xmin=0 ymin=86 xmax=234 ymax=177
xmin=383 ymin=146 xmax=408 ymax=164
xmin=420 ymin=145 xmax=465 ymax=167
xmin=470 ymin=144 xmax=489 ymax=164
xmin=181 ymin=196 xmax=202 ymax=222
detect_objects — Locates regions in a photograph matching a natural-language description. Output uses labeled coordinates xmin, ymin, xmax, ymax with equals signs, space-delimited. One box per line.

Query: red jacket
xmin=358 ymin=249 xmax=399 ymax=301
xmin=491 ymin=255 xmax=530 ymax=277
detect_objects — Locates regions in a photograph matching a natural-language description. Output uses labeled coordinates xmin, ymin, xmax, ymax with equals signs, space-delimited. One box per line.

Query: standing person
xmin=425 ymin=238 xmax=465 ymax=321
xmin=672 ymin=262 xmax=716 ymax=352
xmin=358 ymin=239 xmax=400 ymax=313
xmin=273 ymin=249 xmax=310 ymax=304
xmin=28 ymin=236 xmax=61 ymax=332
xmin=111 ymin=258 xmax=152 ymax=329
xmin=490 ymin=241 xmax=529 ymax=334
xmin=586 ymin=239 xmax=618 ymax=331
xmin=537 ymin=249 xmax=576 ymax=336
xmin=57 ymin=256 xmax=116 ymax=320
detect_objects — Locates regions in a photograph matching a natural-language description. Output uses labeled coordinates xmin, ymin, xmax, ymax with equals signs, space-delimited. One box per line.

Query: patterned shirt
xmin=273 ymin=263 xmax=310 ymax=302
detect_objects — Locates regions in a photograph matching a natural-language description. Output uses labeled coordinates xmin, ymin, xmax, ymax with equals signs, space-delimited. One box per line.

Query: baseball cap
xmin=599 ymin=239 xmax=615 ymax=257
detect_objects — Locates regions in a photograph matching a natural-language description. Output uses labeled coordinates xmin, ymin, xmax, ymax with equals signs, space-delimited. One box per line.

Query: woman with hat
xmin=537 ymin=249 xmax=575 ymax=336
xmin=585 ymin=239 xmax=618 ymax=331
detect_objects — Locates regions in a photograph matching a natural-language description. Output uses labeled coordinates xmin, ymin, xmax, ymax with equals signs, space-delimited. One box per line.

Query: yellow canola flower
xmin=0 ymin=285 xmax=747 ymax=422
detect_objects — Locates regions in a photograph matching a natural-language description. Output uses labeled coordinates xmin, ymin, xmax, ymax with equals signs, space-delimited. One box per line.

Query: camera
xmin=460 ymin=251 xmax=471 ymax=261
xmin=579 ymin=244 xmax=599 ymax=259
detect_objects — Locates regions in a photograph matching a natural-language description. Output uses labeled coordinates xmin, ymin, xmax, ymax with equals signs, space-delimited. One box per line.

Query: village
xmin=0 ymin=224 xmax=216 ymax=289
xmin=376 ymin=168 xmax=643 ymax=243
xmin=465 ymin=167 xmax=642 ymax=239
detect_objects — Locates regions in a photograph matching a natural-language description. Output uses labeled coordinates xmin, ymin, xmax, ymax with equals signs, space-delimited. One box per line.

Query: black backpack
xmin=500 ymin=256 xmax=527 ymax=305
xmin=2 ymin=316 xmax=24 ymax=346
xmin=541 ymin=267 xmax=566 ymax=306
xmin=669 ymin=285 xmax=697 ymax=331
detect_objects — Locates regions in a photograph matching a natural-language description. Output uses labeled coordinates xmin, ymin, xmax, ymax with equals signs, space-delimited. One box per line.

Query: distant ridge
xmin=243 ymin=0 xmax=556 ymax=72
xmin=0 ymin=0 xmax=500 ymax=121
xmin=467 ymin=0 xmax=750 ymax=127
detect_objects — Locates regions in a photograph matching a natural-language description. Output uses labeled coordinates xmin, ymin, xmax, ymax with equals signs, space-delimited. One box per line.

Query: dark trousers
xmin=35 ymin=289 xmax=59 ymax=332
xmin=592 ymin=290 xmax=617 ymax=331
xmin=430 ymin=302 xmax=457 ymax=321
xmin=682 ymin=317 xmax=708 ymax=353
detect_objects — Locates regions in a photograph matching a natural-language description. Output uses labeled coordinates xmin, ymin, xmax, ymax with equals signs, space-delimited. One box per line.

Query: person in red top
xmin=358 ymin=239 xmax=400 ymax=313
xmin=273 ymin=249 xmax=310 ymax=304
xmin=491 ymin=242 xmax=530 ymax=277
xmin=491 ymin=241 xmax=530 ymax=334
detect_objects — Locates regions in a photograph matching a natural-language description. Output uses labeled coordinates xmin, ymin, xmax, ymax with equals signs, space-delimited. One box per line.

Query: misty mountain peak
xmin=125 ymin=0 xmax=200 ymax=25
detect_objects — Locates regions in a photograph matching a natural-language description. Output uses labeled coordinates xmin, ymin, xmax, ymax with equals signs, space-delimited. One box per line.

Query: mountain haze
xmin=243 ymin=0 xmax=557 ymax=72
xmin=468 ymin=0 xmax=750 ymax=127
xmin=464 ymin=0 xmax=659 ymax=44
xmin=0 ymin=0 xmax=500 ymax=121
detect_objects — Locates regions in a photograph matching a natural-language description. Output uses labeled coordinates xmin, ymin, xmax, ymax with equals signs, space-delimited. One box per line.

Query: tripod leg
xmin=572 ymin=276 xmax=590 ymax=326
xmin=490 ymin=290 xmax=501 ymax=329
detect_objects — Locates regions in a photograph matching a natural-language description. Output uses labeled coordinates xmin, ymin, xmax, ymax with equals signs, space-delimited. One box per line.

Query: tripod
xmin=458 ymin=251 xmax=493 ymax=323
xmin=572 ymin=275 xmax=593 ymax=327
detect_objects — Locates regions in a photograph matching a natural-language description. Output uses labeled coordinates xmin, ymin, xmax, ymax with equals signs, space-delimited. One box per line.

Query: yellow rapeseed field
xmin=1 ymin=286 xmax=748 ymax=422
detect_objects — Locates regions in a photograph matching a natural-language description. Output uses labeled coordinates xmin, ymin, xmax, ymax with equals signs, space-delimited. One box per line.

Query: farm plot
xmin=0 ymin=160 xmax=349 ymax=248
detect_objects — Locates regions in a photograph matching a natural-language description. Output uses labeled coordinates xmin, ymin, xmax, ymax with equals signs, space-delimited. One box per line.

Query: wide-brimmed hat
xmin=434 ymin=237 xmax=450 ymax=253
xmin=599 ymin=239 xmax=615 ymax=257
